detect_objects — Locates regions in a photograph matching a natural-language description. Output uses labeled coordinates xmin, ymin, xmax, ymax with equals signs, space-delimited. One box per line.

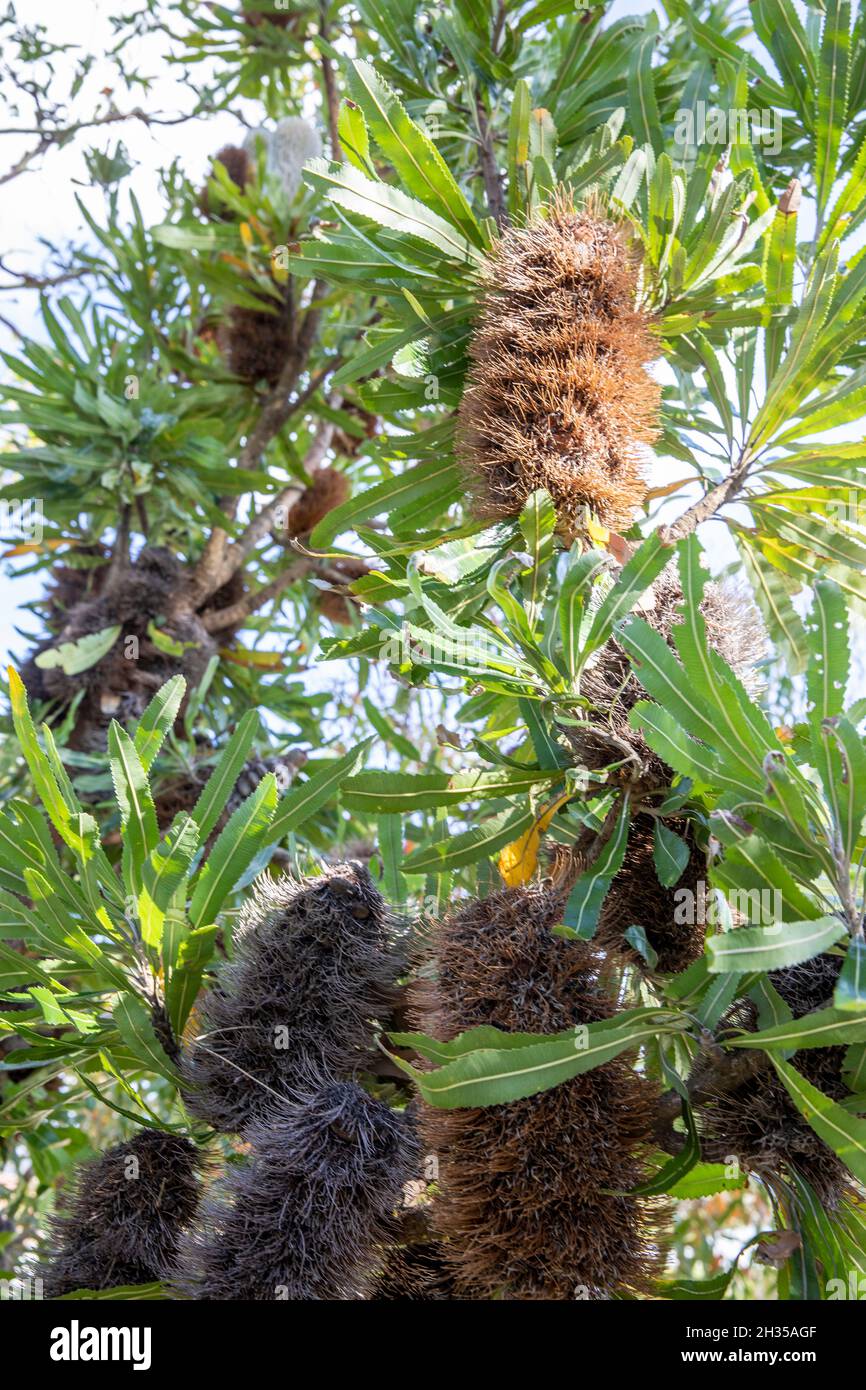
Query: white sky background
xmin=0 ymin=0 xmax=863 ymax=700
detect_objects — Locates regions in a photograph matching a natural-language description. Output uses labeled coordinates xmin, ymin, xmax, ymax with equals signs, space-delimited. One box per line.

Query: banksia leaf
xmin=568 ymin=566 xmax=765 ymax=788
xmin=182 ymin=862 xmax=400 ymax=1132
xmin=414 ymin=884 xmax=666 ymax=1299
xmin=458 ymin=195 xmax=661 ymax=537
xmin=42 ymin=1130 xmax=205 ymax=1298
xmin=175 ymin=1080 xmax=418 ymax=1300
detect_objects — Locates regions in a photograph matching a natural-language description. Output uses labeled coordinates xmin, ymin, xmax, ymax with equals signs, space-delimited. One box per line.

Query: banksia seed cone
xmin=698 ymin=955 xmax=848 ymax=1206
xmin=415 ymin=885 xmax=665 ymax=1299
xmin=596 ymin=814 xmax=706 ymax=975
xmin=182 ymin=863 xmax=400 ymax=1132
xmin=197 ymin=144 xmax=252 ymax=219
xmin=22 ymin=547 xmax=216 ymax=751
xmin=176 ymin=1079 xmax=418 ymax=1300
xmin=42 ymin=1130 xmax=204 ymax=1298
xmin=568 ymin=567 xmax=765 ymax=788
xmin=218 ymin=282 xmax=293 ymax=386
xmin=458 ymin=196 xmax=660 ymax=536
xmin=281 ymin=467 xmax=351 ymax=538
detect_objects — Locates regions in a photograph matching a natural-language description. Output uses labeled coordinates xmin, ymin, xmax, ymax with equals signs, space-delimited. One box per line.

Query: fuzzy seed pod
xmin=458 ymin=195 xmax=660 ymax=536
xmin=282 ymin=467 xmax=351 ymax=538
xmin=698 ymin=955 xmax=848 ymax=1206
xmin=218 ymin=281 xmax=293 ymax=386
xmin=22 ymin=547 xmax=216 ymax=751
xmin=415 ymin=884 xmax=665 ymax=1299
xmin=197 ymin=144 xmax=252 ymax=219
xmin=596 ymin=813 xmax=706 ymax=975
xmin=176 ymin=1079 xmax=418 ymax=1300
xmin=155 ymin=752 xmax=305 ymax=832
xmin=42 ymin=1130 xmax=204 ymax=1298
xmin=182 ymin=863 xmax=400 ymax=1132
xmin=565 ymin=566 xmax=765 ymax=789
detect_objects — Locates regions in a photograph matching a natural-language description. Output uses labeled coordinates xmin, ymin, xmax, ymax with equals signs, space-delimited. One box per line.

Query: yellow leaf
xmin=239 ymin=221 xmax=254 ymax=248
xmin=2 ymin=538 xmax=72 ymax=557
xmin=7 ymin=665 xmax=25 ymax=713
xmin=586 ymin=516 xmax=610 ymax=548
xmin=498 ymin=789 xmax=571 ymax=887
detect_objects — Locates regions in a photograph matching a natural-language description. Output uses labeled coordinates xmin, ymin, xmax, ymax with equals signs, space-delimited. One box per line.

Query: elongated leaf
xmin=342 ymin=766 xmax=559 ymax=812
xmin=562 ymin=798 xmax=630 ymax=939
xmin=393 ymin=1007 xmax=686 ymax=1108
xmin=706 ymin=915 xmax=846 ymax=973
xmin=305 ymin=158 xmax=480 ymax=264
xmin=727 ymin=1006 xmax=866 ymax=1051
xmin=190 ymin=709 xmax=260 ymax=843
xmin=188 ymin=775 xmax=278 ymax=928
xmin=402 ymin=805 xmax=533 ymax=874
xmin=346 ymin=61 xmax=484 ymax=249
xmin=112 ymin=993 xmax=177 ymax=1082
xmin=107 ymin=722 xmax=158 ymax=895
xmin=814 ymin=0 xmax=852 ymax=215
xmin=772 ymin=1055 xmax=866 ymax=1185
xmin=310 ymin=453 xmax=459 ymax=547
xmin=133 ymin=676 xmax=186 ymax=772
xmin=266 ymin=738 xmax=372 ymax=842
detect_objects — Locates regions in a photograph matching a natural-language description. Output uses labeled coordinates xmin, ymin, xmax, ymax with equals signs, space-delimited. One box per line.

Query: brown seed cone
xmin=197 ymin=144 xmax=252 ymax=220
xmin=595 ymin=813 xmax=706 ymax=975
xmin=42 ymin=1130 xmax=205 ymax=1298
xmin=317 ymin=590 xmax=357 ymax=626
xmin=241 ymin=5 xmax=295 ymax=28
xmin=697 ymin=956 xmax=849 ymax=1207
xmin=565 ymin=566 xmax=765 ymax=789
xmin=21 ymin=547 xmax=216 ymax=752
xmin=458 ymin=195 xmax=660 ymax=536
xmin=414 ymin=884 xmax=666 ymax=1299
xmin=218 ymin=281 xmax=293 ymax=386
xmin=282 ymin=467 xmax=351 ymax=538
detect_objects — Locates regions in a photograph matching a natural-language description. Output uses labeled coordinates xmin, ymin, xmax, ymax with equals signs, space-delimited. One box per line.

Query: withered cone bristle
xmin=697 ymin=955 xmax=849 ymax=1206
xmin=42 ymin=1130 xmax=204 ymax=1298
xmin=182 ymin=863 xmax=400 ymax=1132
xmin=175 ymin=1079 xmax=418 ymax=1300
xmin=458 ymin=195 xmax=660 ymax=536
xmin=414 ymin=884 xmax=666 ymax=1299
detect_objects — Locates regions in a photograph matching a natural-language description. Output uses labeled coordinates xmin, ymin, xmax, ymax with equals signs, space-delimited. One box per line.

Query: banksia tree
xmin=176 ymin=1080 xmax=417 ymax=1300
xmin=7 ymin=0 xmax=866 ymax=1313
xmin=42 ymin=1131 xmax=205 ymax=1298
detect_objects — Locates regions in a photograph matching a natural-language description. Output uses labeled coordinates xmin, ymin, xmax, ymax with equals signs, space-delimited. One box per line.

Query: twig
xmin=319 ymin=2 xmax=342 ymax=161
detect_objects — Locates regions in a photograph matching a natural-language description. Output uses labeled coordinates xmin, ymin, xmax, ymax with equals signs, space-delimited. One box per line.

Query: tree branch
xmin=319 ymin=3 xmax=343 ymax=161
xmin=660 ymin=447 xmax=754 ymax=543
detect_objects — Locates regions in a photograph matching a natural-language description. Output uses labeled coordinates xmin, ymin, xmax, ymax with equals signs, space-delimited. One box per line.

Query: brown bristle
xmin=242 ymin=5 xmax=294 ymax=28
xmin=317 ymin=590 xmax=356 ymax=626
xmin=698 ymin=958 xmax=849 ymax=1207
xmin=414 ymin=884 xmax=666 ymax=1299
xmin=458 ymin=196 xmax=660 ymax=536
xmin=596 ymin=813 xmax=706 ymax=975
xmin=218 ymin=284 xmax=293 ymax=386
xmin=284 ymin=467 xmax=351 ymax=537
